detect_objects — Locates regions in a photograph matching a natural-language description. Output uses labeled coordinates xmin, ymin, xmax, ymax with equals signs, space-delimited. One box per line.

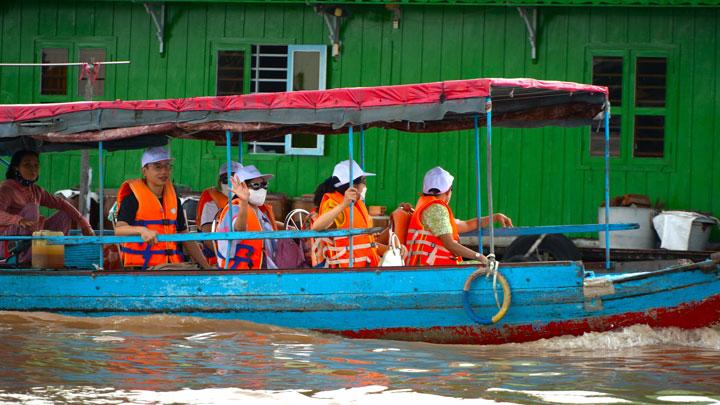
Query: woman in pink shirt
xmin=0 ymin=150 xmax=94 ymax=263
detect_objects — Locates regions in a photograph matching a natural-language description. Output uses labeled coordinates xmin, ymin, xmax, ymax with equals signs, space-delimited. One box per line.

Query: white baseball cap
xmin=141 ymin=146 xmax=174 ymax=168
xmin=233 ymin=165 xmax=274 ymax=183
xmin=219 ymin=161 xmax=242 ymax=176
xmin=332 ymin=160 xmax=375 ymax=187
xmin=423 ymin=166 xmax=454 ymax=194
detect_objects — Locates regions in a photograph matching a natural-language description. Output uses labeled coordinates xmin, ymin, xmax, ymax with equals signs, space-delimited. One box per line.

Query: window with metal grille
xmin=588 ymin=53 xmax=669 ymax=160
xmin=246 ymin=45 xmax=327 ymax=156
xmin=634 ymin=115 xmax=665 ymax=157
xmin=40 ymin=48 xmax=68 ymax=96
xmin=216 ymin=50 xmax=245 ymax=96
xmin=635 ymin=57 xmax=666 ymax=108
xmin=633 ymin=57 xmax=666 ymax=158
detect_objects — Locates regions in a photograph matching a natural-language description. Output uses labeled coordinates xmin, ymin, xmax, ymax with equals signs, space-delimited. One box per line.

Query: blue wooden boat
xmin=0 ymin=78 xmax=718 ymax=345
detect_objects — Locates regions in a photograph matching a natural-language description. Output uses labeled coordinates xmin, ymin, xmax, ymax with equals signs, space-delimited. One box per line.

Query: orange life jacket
xmin=117 ymin=179 xmax=184 ymax=269
xmin=196 ymin=187 xmax=229 ymax=265
xmin=390 ymin=205 xmax=413 ymax=246
xmin=405 ymin=195 xmax=461 ymax=266
xmin=196 ymin=187 xmax=228 ymax=226
xmin=215 ymin=200 xmax=277 ymax=270
xmin=307 ymin=208 xmax=331 ymax=268
xmin=319 ymin=192 xmax=380 ymax=268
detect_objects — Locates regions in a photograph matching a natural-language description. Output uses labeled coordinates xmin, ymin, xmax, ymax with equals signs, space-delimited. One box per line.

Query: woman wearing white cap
xmin=311 ymin=160 xmax=386 ymax=268
xmin=196 ymin=161 xmax=242 ymax=266
xmin=406 ymin=166 xmax=513 ymax=267
xmin=214 ymin=165 xmax=279 ymax=269
xmin=115 ymin=146 xmax=210 ymax=270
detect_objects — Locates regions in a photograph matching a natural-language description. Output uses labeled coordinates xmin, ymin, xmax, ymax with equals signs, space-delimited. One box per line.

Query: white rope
xmin=0 ymin=61 xmax=130 ymax=67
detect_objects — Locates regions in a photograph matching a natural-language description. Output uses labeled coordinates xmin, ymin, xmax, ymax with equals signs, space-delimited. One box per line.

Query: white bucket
xmin=598 ymin=207 xmax=657 ymax=249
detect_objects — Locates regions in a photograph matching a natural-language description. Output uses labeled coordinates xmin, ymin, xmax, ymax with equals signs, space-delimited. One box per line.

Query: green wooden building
xmin=1 ymin=0 xmax=719 ymax=237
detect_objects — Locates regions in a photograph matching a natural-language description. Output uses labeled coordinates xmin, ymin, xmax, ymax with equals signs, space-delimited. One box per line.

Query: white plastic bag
xmin=380 ymin=231 xmax=404 ymax=267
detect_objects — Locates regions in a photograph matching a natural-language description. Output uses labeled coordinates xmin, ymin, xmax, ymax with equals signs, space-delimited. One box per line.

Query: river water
xmin=0 ymin=312 xmax=718 ymax=404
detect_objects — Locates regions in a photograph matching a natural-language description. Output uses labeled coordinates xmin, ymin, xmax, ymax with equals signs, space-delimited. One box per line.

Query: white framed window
xmin=246 ymin=44 xmax=327 ymax=156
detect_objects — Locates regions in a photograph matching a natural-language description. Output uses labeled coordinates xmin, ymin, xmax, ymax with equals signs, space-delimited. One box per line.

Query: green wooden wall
xmin=1 ymin=1 xmax=719 ymax=234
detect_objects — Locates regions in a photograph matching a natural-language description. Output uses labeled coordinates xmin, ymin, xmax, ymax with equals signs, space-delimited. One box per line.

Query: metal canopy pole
xmin=348 ymin=127 xmax=355 ymax=268
xmin=473 ymin=115 xmax=483 ymax=255
xmin=97 ymin=141 xmax=104 ymax=268
xmin=224 ymin=130 xmax=233 ymax=269
xmin=238 ymin=132 xmax=243 ymax=165
xmin=603 ymin=106 xmax=611 ymax=270
xmin=485 ymin=98 xmax=496 ymax=255
xmin=348 ymin=126 xmax=354 ymax=268
xmin=359 ymin=127 xmax=365 ymax=169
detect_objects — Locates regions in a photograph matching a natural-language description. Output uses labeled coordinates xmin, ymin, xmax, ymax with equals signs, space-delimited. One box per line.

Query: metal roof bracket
xmin=314 ymin=6 xmax=347 ymax=58
xmin=144 ymin=2 xmax=166 ymax=54
xmin=517 ymin=7 xmax=538 ymax=61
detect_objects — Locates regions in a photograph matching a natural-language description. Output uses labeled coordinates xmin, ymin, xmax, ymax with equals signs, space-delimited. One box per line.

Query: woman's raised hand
xmin=230 ymin=175 xmax=250 ymax=203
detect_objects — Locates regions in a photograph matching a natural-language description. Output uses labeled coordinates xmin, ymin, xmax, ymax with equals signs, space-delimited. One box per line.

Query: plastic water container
xmin=598 ymin=207 xmax=656 ymax=249
xmin=31 ymin=230 xmax=65 ymax=269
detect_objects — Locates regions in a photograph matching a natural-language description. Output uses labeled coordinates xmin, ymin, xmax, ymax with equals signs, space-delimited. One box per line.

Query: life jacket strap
xmin=131 ymin=219 xmax=178 ymax=226
xmin=120 ymin=245 xmax=184 ymax=270
xmin=216 ymin=242 xmax=256 ymax=269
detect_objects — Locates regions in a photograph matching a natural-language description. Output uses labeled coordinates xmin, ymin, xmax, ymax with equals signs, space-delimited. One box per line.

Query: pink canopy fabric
xmin=0 ymin=78 xmax=608 ymax=152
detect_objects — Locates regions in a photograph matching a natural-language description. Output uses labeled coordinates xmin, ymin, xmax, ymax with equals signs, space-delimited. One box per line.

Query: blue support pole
xmin=473 ymin=115 xmax=484 ymax=255
xmin=98 ymin=141 xmax=104 ymax=268
xmin=224 ymin=130 xmax=233 ymax=269
xmin=359 ymin=127 xmax=365 ymax=169
xmin=603 ymin=106 xmax=611 ymax=270
xmin=348 ymin=126 xmax=354 ymax=268
xmin=485 ymin=98 xmax=495 ymax=255
xmin=238 ymin=132 xmax=243 ymax=165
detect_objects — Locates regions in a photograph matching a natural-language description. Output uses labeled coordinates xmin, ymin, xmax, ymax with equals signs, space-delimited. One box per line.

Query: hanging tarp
xmin=0 ymin=78 xmax=607 ymax=152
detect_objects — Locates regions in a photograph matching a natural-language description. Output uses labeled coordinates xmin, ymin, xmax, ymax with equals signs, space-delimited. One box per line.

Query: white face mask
xmin=360 ymin=187 xmax=367 ymax=201
xmin=220 ymin=184 xmax=231 ymax=196
xmin=249 ymin=188 xmax=267 ymax=206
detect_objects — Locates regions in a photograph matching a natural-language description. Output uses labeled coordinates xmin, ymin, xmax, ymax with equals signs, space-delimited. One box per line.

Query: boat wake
xmin=506 ymin=324 xmax=720 ymax=351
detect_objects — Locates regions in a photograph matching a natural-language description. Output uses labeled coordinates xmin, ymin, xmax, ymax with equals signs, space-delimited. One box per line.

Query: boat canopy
xmin=0 ymin=78 xmax=607 ymax=153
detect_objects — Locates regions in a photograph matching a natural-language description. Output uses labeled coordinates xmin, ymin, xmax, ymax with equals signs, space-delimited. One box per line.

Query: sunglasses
xmin=148 ymin=162 xmax=173 ymax=171
xmin=246 ymin=181 xmax=269 ymax=190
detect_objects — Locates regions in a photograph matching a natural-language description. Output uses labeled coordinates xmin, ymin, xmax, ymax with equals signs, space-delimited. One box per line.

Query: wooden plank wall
xmin=0 ymin=1 xmax=718 ymax=234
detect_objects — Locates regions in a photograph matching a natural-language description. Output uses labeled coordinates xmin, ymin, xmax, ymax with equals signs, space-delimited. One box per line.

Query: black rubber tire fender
xmin=503 ymin=234 xmax=581 ymax=262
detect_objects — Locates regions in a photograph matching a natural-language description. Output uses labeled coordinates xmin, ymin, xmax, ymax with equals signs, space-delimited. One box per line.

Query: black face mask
xmin=11 ymin=169 xmax=38 ymax=186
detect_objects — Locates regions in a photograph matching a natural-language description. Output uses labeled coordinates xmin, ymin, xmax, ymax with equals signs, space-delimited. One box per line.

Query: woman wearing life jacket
xmin=311 ymin=160 xmax=388 ymax=268
xmin=214 ymin=165 xmax=279 ymax=270
xmin=114 ymin=146 xmax=210 ymax=270
xmin=405 ymin=166 xmax=513 ymax=267
xmin=0 ymin=150 xmax=94 ymax=263
xmin=196 ymin=161 xmax=242 ymax=266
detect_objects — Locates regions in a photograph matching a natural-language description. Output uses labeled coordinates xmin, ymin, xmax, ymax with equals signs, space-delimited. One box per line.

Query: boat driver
xmin=0 ymin=150 xmax=94 ymax=263
xmin=114 ymin=146 xmax=210 ymax=270
xmin=405 ymin=166 xmax=513 ymax=266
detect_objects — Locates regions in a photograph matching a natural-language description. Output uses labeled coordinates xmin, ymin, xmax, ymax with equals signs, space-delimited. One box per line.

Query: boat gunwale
xmin=0 ymin=260 xmax=583 ymax=277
